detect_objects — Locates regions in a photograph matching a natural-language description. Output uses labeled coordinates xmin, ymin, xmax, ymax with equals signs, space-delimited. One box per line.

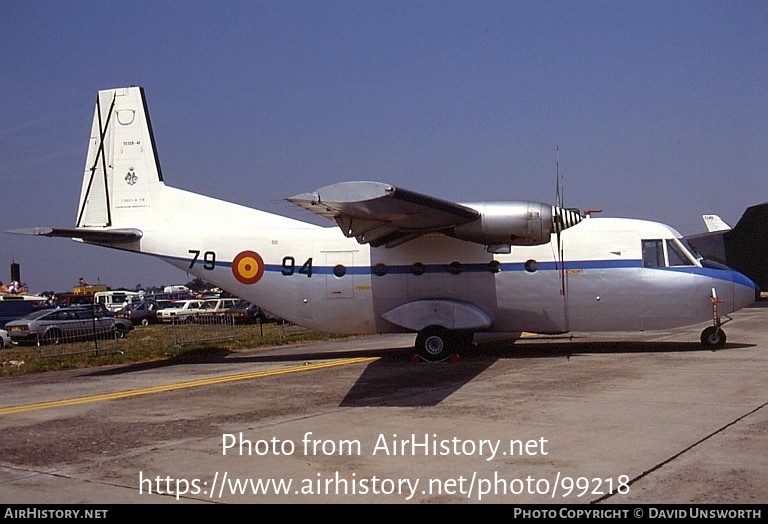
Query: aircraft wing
xmin=287 ymin=181 xmax=480 ymax=247
xmin=6 ymin=227 xmax=143 ymax=244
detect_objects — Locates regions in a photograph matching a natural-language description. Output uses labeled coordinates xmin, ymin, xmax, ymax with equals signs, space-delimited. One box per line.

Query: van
xmin=93 ymin=291 xmax=142 ymax=312
xmin=0 ymin=295 xmax=50 ymax=328
xmin=163 ymin=285 xmax=191 ymax=294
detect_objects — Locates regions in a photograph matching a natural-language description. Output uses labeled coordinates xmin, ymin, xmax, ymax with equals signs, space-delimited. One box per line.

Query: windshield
xmin=677 ymin=237 xmax=703 ymax=261
xmin=666 ymin=239 xmax=696 ymax=266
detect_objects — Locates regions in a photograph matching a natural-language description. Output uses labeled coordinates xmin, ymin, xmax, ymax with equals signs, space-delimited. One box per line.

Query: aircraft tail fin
xmin=702 ymin=214 xmax=731 ymax=232
xmin=76 ymin=86 xmax=166 ymax=229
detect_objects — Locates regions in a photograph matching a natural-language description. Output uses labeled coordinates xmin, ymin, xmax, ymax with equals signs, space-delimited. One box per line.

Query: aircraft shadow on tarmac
xmin=339 ymin=338 xmax=755 ymax=407
xmin=84 ymin=337 xmax=755 ymax=407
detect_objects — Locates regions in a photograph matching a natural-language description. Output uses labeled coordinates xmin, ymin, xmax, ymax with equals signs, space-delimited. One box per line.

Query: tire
xmin=415 ymin=326 xmax=452 ymax=362
xmin=700 ymin=326 xmax=726 ymax=349
xmin=43 ymin=329 xmax=63 ymax=345
xmin=113 ymin=325 xmax=129 ymax=339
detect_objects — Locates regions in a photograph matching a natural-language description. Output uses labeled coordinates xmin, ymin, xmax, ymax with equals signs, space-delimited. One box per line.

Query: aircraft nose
xmin=730 ymin=270 xmax=759 ymax=310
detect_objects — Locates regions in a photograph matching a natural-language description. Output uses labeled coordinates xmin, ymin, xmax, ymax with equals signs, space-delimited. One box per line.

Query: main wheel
xmin=414 ymin=326 xmax=455 ymax=362
xmin=700 ymin=326 xmax=726 ymax=349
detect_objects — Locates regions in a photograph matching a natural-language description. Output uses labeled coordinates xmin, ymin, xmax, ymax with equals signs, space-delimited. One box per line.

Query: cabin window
xmin=524 ymin=259 xmax=539 ymax=273
xmin=642 ymin=240 xmax=664 ymax=268
xmin=488 ymin=260 xmax=501 ymax=273
xmin=666 ymin=240 xmax=695 ymax=266
xmin=372 ymin=263 xmax=388 ymax=276
xmin=448 ymin=261 xmax=462 ymax=274
xmin=411 ymin=263 xmax=426 ymax=276
xmin=333 ymin=265 xmax=346 ymax=278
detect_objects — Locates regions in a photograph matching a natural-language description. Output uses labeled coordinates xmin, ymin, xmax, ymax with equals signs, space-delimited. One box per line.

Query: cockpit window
xmin=643 ymin=238 xmax=697 ymax=267
xmin=677 ymin=237 xmax=703 ymax=261
xmin=666 ymin=239 xmax=695 ymax=266
xmin=642 ymin=239 xmax=664 ymax=268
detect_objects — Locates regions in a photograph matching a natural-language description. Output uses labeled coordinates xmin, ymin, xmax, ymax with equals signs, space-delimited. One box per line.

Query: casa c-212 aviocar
xmin=8 ymin=86 xmax=758 ymax=361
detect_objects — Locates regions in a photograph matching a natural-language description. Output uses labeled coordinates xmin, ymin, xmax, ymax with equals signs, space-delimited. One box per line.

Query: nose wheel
xmin=700 ymin=325 xmax=726 ymax=349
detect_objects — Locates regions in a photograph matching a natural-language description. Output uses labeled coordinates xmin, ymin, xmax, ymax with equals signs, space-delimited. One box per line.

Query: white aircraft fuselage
xmin=8 ymin=87 xmax=758 ymax=361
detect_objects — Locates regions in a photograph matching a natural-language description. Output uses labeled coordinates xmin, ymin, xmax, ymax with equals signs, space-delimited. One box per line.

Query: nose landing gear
xmin=701 ymin=289 xmax=730 ymax=349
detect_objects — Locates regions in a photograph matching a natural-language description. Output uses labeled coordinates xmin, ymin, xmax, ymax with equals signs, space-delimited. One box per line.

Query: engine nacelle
xmin=449 ymin=201 xmax=582 ymax=252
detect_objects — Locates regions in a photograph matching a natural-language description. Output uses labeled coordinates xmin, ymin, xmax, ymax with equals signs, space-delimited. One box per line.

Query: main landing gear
xmin=414 ymin=326 xmax=473 ymax=362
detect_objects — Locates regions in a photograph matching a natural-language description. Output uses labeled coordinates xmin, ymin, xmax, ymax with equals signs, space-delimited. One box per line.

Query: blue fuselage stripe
xmin=166 ymin=255 xmax=754 ymax=289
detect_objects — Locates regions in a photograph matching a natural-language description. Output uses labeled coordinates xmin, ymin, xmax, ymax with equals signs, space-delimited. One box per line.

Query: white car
xmin=155 ymin=299 xmax=205 ymax=324
xmin=195 ymin=298 xmax=240 ymax=323
xmin=0 ymin=328 xmax=12 ymax=349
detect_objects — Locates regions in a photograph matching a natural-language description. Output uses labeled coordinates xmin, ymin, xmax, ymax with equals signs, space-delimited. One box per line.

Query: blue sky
xmin=2 ymin=0 xmax=767 ymax=293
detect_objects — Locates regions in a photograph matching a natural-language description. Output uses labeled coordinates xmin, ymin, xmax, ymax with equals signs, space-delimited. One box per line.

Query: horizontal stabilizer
xmin=702 ymin=214 xmax=731 ymax=232
xmin=6 ymin=227 xmax=142 ymax=243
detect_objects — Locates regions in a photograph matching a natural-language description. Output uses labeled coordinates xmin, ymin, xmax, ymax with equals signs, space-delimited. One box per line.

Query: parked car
xmin=195 ymin=298 xmax=240 ymax=323
xmin=115 ymin=299 xmax=173 ymax=326
xmin=4 ymin=306 xmax=134 ymax=345
xmin=155 ymin=299 xmax=206 ymax=323
xmin=0 ymin=328 xmax=12 ymax=349
xmin=222 ymin=300 xmax=279 ymax=324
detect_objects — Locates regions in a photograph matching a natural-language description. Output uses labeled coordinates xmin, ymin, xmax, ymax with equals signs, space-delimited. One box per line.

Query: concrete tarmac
xmin=1 ymin=301 xmax=767 ymax=504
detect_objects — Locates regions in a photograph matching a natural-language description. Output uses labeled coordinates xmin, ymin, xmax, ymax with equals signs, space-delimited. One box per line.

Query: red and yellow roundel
xmin=232 ymin=250 xmax=265 ymax=285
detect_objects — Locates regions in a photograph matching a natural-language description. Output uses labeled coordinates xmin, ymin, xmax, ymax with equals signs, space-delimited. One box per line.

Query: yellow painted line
xmin=0 ymin=357 xmax=377 ymax=417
